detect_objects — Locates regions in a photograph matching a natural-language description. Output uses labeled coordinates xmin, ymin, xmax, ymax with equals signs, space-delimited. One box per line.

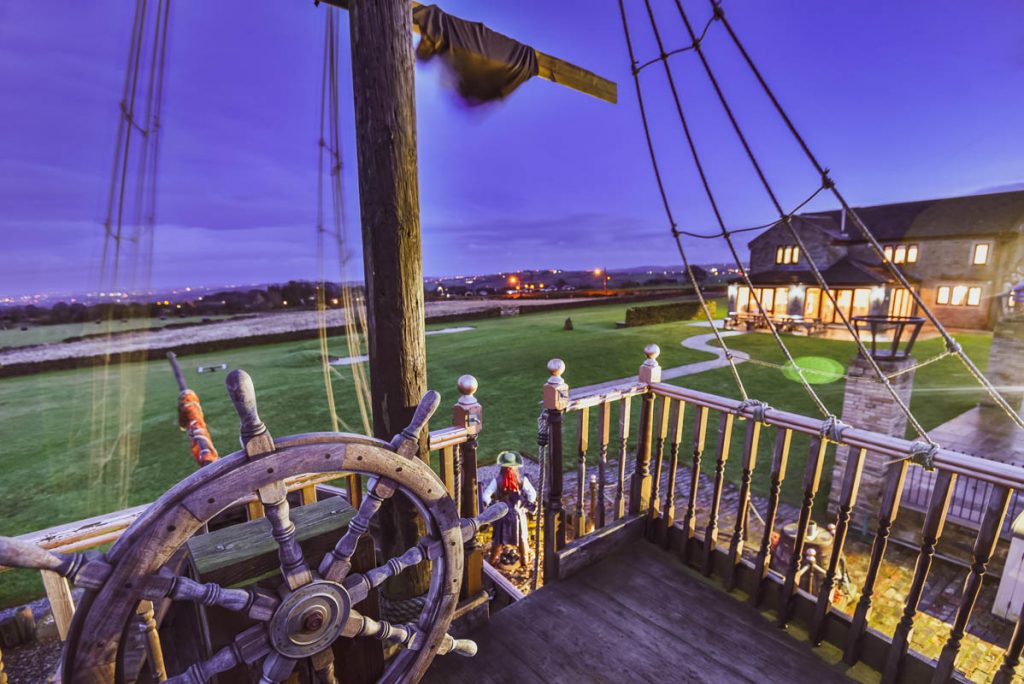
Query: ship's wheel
xmin=0 ymin=370 xmax=505 ymax=684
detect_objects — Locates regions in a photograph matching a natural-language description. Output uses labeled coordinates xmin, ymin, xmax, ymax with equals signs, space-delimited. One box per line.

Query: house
xmin=728 ymin=189 xmax=1024 ymax=331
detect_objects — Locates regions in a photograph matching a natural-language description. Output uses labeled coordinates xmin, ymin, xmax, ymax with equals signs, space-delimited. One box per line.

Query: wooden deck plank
xmin=426 ymin=540 xmax=852 ymax=683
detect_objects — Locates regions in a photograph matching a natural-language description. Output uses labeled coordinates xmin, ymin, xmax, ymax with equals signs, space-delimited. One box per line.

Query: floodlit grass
xmin=0 ymin=315 xmax=228 ymax=348
xmin=0 ymin=302 xmax=994 ymax=607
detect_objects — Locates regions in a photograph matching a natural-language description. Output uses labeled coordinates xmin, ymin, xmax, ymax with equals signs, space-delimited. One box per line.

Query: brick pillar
xmin=829 ymin=355 xmax=917 ymax=527
xmin=984 ymin=317 xmax=1024 ymax=415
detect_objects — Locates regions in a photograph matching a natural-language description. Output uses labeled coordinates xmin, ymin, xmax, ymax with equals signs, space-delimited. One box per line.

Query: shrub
xmin=624 ymin=300 xmax=713 ymax=327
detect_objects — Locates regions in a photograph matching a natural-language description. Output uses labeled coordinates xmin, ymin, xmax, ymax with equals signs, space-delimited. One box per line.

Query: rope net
xmin=616 ymin=0 xmax=1023 ymax=446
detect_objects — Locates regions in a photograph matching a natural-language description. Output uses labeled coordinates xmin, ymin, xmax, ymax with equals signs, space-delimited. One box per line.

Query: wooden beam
xmin=317 ymin=0 xmax=617 ymax=103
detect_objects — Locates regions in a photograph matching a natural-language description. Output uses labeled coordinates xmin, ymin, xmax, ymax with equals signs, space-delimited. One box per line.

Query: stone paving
xmin=551 ymin=455 xmax=1022 ymax=683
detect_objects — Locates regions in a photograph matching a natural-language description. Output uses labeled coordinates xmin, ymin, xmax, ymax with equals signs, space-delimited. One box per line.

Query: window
xmin=884 ymin=243 xmax=918 ymax=264
xmin=972 ymin=243 xmax=990 ymax=265
xmin=775 ymin=244 xmax=800 ymax=264
xmin=936 ymin=284 xmax=982 ymax=307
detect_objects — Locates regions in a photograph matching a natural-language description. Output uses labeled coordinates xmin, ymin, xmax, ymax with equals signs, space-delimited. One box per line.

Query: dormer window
xmin=775 ymin=245 xmax=800 ymax=265
xmin=972 ymin=243 xmax=990 ymax=265
xmin=883 ymin=243 xmax=918 ymax=264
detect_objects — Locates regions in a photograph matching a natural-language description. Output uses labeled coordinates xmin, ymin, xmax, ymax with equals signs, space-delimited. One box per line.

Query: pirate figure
xmin=482 ymin=451 xmax=537 ymax=568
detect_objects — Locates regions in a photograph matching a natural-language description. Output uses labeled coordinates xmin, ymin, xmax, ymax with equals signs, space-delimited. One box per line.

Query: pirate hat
xmin=496 ymin=450 xmax=524 ymax=468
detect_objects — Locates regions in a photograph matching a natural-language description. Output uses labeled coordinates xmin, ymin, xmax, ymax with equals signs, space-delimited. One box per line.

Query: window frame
xmin=972 ymin=242 xmax=991 ymax=266
xmin=936 ymin=286 xmax=951 ymax=305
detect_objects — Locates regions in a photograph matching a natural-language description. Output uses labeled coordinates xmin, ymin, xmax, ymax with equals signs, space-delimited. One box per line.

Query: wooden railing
xmin=540 ymin=343 xmax=1024 ymax=684
xmin=0 ymin=374 xmax=485 ymax=644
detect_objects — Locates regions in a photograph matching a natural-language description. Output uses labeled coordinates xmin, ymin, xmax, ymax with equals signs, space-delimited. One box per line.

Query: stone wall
xmin=985 ymin=317 xmax=1024 ymax=413
xmin=829 ymin=355 xmax=917 ymax=527
xmin=747 ymin=219 xmax=843 ymax=274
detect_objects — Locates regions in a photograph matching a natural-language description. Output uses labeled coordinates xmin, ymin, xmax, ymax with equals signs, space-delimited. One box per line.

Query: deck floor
xmin=427 ymin=540 xmax=852 ymax=683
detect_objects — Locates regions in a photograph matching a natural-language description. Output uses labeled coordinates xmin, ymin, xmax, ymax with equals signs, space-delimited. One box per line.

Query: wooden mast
xmin=348 ymin=0 xmax=431 ymax=600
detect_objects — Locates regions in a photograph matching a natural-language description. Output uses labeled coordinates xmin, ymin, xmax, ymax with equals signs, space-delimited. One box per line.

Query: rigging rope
xmin=707 ymin=0 xmax=1024 ymax=432
xmin=619 ymin=0 xmax=831 ymax=416
xmin=316 ymin=8 xmax=373 ymax=438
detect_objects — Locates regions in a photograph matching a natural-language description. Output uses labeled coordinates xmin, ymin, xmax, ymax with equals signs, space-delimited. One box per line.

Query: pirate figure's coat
xmin=482 ymin=451 xmax=537 ymax=566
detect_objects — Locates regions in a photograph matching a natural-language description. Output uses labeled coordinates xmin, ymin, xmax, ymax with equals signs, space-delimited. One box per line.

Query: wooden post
xmin=138 ymin=600 xmax=167 ymax=682
xmin=658 ymin=400 xmax=685 ymax=549
xmin=702 ymin=412 xmax=735 ymax=576
xmin=778 ymin=437 xmax=828 ymax=626
xmin=681 ymin=405 xmax=710 ymax=560
xmin=883 ymin=469 xmax=957 ymax=683
xmin=543 ymin=359 xmax=569 ymax=582
xmin=0 ymin=644 xmax=7 ymax=684
xmin=751 ymin=428 xmax=792 ymax=606
xmin=41 ymin=569 xmax=75 ymax=641
xmin=845 ymin=460 xmax=909 ymax=664
xmin=646 ymin=396 xmax=671 ymax=540
xmin=630 ymin=344 xmax=661 ymax=515
xmin=574 ymin=408 xmax=590 ymax=538
xmin=349 ymin=0 xmax=430 ymax=600
xmin=726 ymin=417 xmax=761 ymax=591
xmin=934 ymin=484 xmax=1011 ymax=683
xmin=811 ymin=447 xmax=866 ymax=644
xmin=453 ymin=375 xmax=483 ymax=599
xmin=614 ymin=396 xmax=632 ymax=520
xmin=596 ymin=400 xmax=612 ymax=530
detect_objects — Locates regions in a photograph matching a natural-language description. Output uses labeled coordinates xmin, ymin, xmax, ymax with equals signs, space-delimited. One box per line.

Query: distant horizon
xmin=3 ymin=2 xmax=1023 ymax=299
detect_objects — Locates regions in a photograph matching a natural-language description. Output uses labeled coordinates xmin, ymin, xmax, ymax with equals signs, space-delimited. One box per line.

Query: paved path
xmin=573 ymin=329 xmax=749 ymax=395
xmin=329 ymin=326 xmax=475 ymax=366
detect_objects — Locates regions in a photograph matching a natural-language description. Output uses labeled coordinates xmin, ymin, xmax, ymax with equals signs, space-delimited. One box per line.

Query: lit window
xmin=973 ymin=243 xmax=990 ymax=265
xmin=936 ymin=286 xmax=950 ymax=305
xmin=894 ymin=245 xmax=907 ymax=264
xmin=883 ymin=246 xmax=893 ymax=261
xmin=951 ymin=285 xmax=968 ymax=306
xmin=967 ymin=287 xmax=982 ymax=306
xmin=776 ymin=247 xmax=784 ymax=264
xmin=792 ymin=246 xmax=800 ymax=263
xmin=907 ymin=245 xmax=918 ymax=263
xmin=783 ymin=246 xmax=793 ymax=264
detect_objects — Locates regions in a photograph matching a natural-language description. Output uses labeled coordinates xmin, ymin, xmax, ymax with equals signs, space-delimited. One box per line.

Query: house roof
xmin=740 ymin=256 xmax=897 ymax=287
xmin=797 ymin=189 xmax=1024 ymax=242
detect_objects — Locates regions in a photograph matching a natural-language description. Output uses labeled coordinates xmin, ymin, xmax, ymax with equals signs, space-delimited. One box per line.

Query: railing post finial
xmin=455 ymin=375 xmax=482 ymax=435
xmin=545 ymin=359 xmax=569 ymax=410
xmin=640 ymin=343 xmax=662 ymax=384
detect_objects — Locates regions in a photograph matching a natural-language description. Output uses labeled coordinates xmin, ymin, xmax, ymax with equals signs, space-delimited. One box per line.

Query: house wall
xmin=747 ymin=220 xmax=843 ymax=274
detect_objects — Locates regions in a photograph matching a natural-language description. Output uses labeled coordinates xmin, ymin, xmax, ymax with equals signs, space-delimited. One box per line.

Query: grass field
xmin=0 ymin=315 xmax=228 ymax=349
xmin=0 ymin=300 xmax=994 ymax=607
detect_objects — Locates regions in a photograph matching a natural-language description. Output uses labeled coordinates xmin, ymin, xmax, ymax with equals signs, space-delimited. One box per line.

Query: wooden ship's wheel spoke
xmin=0 ymin=370 xmax=503 ymax=683
xmin=164 ymin=624 xmax=272 ymax=684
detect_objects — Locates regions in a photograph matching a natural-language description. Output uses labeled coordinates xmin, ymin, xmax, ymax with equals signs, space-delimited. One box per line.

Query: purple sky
xmin=2 ymin=1 xmax=1023 ymax=297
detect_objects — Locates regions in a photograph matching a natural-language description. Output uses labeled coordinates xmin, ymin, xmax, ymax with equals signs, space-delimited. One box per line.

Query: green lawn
xmin=0 ymin=301 xmax=994 ymax=607
xmin=0 ymin=315 xmax=228 ymax=349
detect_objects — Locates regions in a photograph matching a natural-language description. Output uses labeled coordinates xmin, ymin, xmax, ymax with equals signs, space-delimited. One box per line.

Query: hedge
xmin=623 ymin=300 xmax=714 ymax=327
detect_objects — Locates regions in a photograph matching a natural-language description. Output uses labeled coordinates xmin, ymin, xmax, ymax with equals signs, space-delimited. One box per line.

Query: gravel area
xmin=0 ymin=299 xmax=587 ymax=367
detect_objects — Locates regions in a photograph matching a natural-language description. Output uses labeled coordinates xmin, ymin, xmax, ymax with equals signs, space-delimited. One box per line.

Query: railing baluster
xmin=0 ymin=644 xmax=6 ymax=684
xmin=845 ymin=459 xmax=910 ymax=664
xmin=682 ymin=405 xmax=710 ymax=562
xmin=543 ymin=359 xmax=569 ymax=583
xmin=811 ymin=447 xmax=866 ymax=644
xmin=614 ymin=396 xmax=632 ymax=521
xmin=726 ymin=417 xmax=762 ymax=591
xmin=778 ymin=436 xmax=828 ymax=626
xmin=574 ymin=407 xmax=590 ymax=538
xmin=597 ymin=400 xmax=612 ymax=530
xmin=702 ymin=412 xmax=735 ymax=576
xmin=882 ymin=468 xmax=957 ymax=684
xmin=933 ymin=484 xmax=1011 ymax=683
xmin=629 ymin=345 xmax=662 ymax=515
xmin=751 ymin=428 xmax=792 ymax=607
xmin=647 ymin=397 xmax=672 ymax=540
xmin=658 ymin=400 xmax=686 ymax=549
xmin=439 ymin=445 xmax=456 ymax=499
xmin=996 ymin=605 xmax=1024 ymax=684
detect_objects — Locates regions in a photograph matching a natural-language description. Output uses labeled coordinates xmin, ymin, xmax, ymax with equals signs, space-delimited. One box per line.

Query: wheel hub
xmin=268 ymin=579 xmax=352 ymax=658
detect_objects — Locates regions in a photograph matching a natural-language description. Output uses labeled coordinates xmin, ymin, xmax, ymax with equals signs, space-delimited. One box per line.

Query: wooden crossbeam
xmin=318 ymin=0 xmax=617 ymax=103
